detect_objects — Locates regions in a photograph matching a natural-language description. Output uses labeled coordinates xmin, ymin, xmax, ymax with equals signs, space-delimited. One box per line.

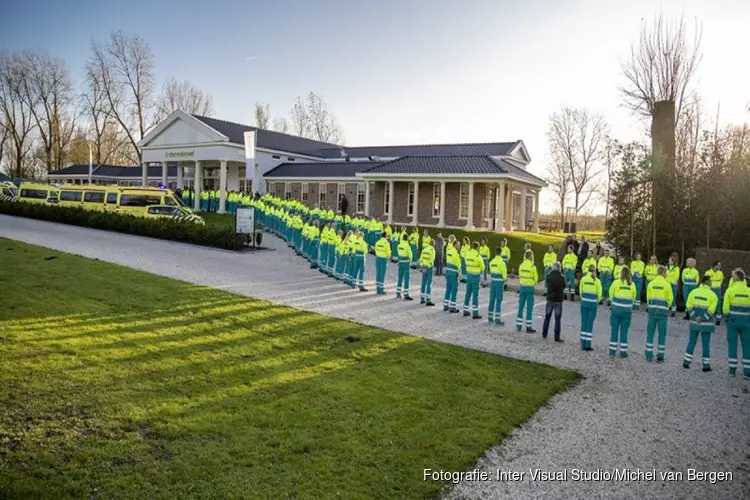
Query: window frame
xmin=60 ymin=190 xmax=83 ymax=202
xmin=384 ymin=184 xmax=390 ymax=215
xmin=319 ymin=182 xmax=327 ymax=208
xmin=458 ymin=182 xmax=469 ymax=220
xmin=356 ymin=183 xmax=366 ymax=214
xmin=432 ymin=182 xmax=440 ymax=218
xmin=301 ymin=183 xmax=309 ymax=204
xmin=284 ymin=182 xmax=292 ymax=200
xmin=407 ymin=182 xmax=415 ymax=217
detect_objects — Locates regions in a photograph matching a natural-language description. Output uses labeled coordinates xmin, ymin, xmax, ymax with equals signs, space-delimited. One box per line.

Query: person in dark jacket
xmin=543 ymin=262 xmax=566 ymax=342
xmin=434 ymin=233 xmax=445 ymax=276
xmin=339 ymin=195 xmax=348 ymax=214
xmin=577 ymin=236 xmax=589 ymax=271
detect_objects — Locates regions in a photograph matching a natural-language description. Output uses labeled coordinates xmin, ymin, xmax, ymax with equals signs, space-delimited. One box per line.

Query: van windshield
xmin=166 ymin=196 xmax=185 ymax=207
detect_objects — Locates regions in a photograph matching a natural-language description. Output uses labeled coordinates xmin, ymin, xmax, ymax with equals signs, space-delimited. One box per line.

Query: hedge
xmin=0 ymin=201 xmax=246 ymax=250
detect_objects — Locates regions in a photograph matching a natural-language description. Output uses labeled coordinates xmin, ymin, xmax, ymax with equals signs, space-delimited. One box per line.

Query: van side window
xmin=106 ymin=192 xmax=118 ymax=204
xmin=3 ymin=188 xmax=12 ymax=196
xmin=147 ymin=206 xmax=174 ymax=215
xmin=20 ymin=189 xmax=48 ymax=199
xmin=84 ymin=192 xmax=105 ymax=203
xmin=120 ymin=194 xmax=162 ymax=207
xmin=165 ymin=197 xmax=177 ymax=206
xmin=60 ymin=191 xmax=83 ymax=202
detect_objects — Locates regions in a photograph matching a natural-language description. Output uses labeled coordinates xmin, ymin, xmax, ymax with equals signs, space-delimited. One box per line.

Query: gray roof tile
xmin=265 ymin=161 xmax=381 ymax=178
xmin=319 ymin=142 xmax=520 ymax=159
xmin=49 ymin=165 xmax=178 ymax=178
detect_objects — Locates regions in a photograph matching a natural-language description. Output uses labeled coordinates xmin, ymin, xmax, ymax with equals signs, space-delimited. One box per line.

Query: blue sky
xmin=2 ymin=0 xmax=748 ymax=210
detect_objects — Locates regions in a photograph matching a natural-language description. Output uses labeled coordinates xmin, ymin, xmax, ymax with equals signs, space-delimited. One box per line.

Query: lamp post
xmin=88 ymin=143 xmax=93 ymax=185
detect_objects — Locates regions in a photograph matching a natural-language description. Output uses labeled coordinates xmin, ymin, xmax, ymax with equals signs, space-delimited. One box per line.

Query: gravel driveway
xmin=1 ymin=215 xmax=748 ymax=500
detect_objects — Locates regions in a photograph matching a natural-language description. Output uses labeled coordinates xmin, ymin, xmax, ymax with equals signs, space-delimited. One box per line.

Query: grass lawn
xmin=0 ymin=239 xmax=579 ymax=499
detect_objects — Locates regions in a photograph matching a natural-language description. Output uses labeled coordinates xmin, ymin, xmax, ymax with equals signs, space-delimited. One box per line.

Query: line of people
xmin=250 ymin=195 xmax=749 ymax=379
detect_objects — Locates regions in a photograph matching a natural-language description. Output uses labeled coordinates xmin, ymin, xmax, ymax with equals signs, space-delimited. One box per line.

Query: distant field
xmin=0 ymin=239 xmax=579 ymax=499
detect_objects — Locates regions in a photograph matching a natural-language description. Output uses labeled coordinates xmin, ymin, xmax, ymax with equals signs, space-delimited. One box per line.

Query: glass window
xmin=272 ymin=155 xmax=281 ymax=160
xmin=432 ymin=183 xmax=441 ymax=217
xmin=459 ymin=183 xmax=469 ymax=219
xmin=337 ymin=183 xmax=346 ymax=208
xmin=407 ymin=182 xmax=415 ymax=216
xmin=356 ymin=183 xmax=365 ymax=214
xmin=107 ymin=193 xmax=118 ymax=204
xmin=384 ymin=183 xmax=390 ymax=215
xmin=287 ymin=157 xmax=295 ymax=161
xmin=301 ymin=183 xmax=308 ymax=204
xmin=120 ymin=194 xmax=162 ymax=207
xmin=2 ymin=188 xmax=11 ymax=197
xmin=147 ymin=206 xmax=174 ymax=215
xmin=319 ymin=183 xmax=327 ymax=208
xmin=20 ymin=189 xmax=48 ymax=199
xmin=285 ymin=182 xmax=292 ymax=200
xmin=60 ymin=190 xmax=83 ymax=202
xmin=84 ymin=192 xmax=105 ymax=203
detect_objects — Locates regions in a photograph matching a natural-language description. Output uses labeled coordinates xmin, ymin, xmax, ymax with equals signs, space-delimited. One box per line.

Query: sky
xmin=1 ymin=0 xmax=748 ymax=211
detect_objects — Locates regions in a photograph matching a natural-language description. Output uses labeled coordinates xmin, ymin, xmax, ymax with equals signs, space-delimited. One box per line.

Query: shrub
xmin=0 ymin=201 xmax=246 ymax=250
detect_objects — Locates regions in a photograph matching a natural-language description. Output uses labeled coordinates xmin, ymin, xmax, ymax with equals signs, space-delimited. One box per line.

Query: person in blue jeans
xmin=542 ymin=262 xmax=566 ymax=342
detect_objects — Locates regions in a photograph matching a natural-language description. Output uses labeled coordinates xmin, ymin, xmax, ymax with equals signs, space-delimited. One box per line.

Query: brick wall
xmin=308 ymin=183 xmax=319 ymax=207
xmin=444 ymin=182 xmax=463 ymax=227
xmin=473 ymin=182 xmax=487 ymax=229
xmin=370 ymin=181 xmax=385 ymax=219
xmin=391 ymin=181 xmax=411 ymax=226
xmin=417 ymin=181 xmax=440 ymax=225
xmin=291 ymin=182 xmax=302 ymax=201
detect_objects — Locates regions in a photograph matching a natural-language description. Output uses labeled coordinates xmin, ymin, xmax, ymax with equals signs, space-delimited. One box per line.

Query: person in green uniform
xmin=374 ymin=231 xmax=391 ymax=295
xmin=645 ymin=266 xmax=674 ymax=362
xmin=683 ymin=275 xmax=719 ymax=372
xmin=444 ymin=240 xmax=461 ymax=313
xmin=723 ymin=269 xmax=750 ymax=378
xmin=487 ymin=247 xmax=508 ymax=325
xmin=419 ymin=239 xmax=436 ymax=306
xmin=396 ymin=233 xmax=413 ymax=300
xmin=608 ymin=266 xmax=636 ymax=358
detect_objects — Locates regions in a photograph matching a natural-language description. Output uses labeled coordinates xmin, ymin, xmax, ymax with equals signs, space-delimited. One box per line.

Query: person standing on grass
xmin=631 ymin=253 xmax=645 ymax=310
xmin=434 ymin=233 xmax=445 ymax=276
xmin=608 ymin=266 xmax=636 ymax=358
xmin=460 ymin=236 xmax=471 ymax=283
xmin=444 ymin=240 xmax=461 ymax=313
xmin=683 ymin=275 xmax=718 ymax=372
xmin=579 ymin=264 xmax=602 ymax=351
xmin=645 ymin=266 xmax=673 ymax=363
xmin=562 ymin=245 xmax=578 ymax=301
xmin=374 ymin=231 xmax=391 ymax=295
xmin=705 ymin=261 xmax=725 ymax=326
xmin=419 ymin=239 xmax=436 ymax=306
xmin=397 ymin=233 xmax=414 ymax=300
xmin=666 ymin=255 xmax=680 ymax=317
xmin=409 ymin=228 xmax=420 ymax=269
xmin=598 ymin=249 xmax=615 ymax=306
xmin=487 ymin=247 xmax=508 ymax=325
xmin=542 ymin=262 xmax=566 ymax=342
xmin=516 ymin=250 xmax=538 ymax=333
xmin=479 ymin=238 xmax=491 ymax=287
xmin=543 ymin=245 xmax=557 ymax=297
xmin=723 ymin=269 xmax=750 ymax=378
xmin=462 ymin=241 xmax=484 ymax=319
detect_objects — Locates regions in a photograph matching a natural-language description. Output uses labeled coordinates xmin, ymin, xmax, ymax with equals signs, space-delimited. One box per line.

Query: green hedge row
xmin=0 ymin=201 xmax=246 ymax=250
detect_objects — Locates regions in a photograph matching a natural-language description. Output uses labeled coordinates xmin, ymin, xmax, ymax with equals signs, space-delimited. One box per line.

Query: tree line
xmin=0 ymin=31 xmax=344 ymax=179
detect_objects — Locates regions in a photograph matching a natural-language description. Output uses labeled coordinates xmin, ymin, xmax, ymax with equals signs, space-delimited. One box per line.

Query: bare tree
xmin=254 ymin=101 xmax=270 ymax=129
xmin=547 ymin=106 xmax=607 ymax=221
xmin=89 ymin=31 xmax=155 ymax=163
xmin=82 ymin=61 xmax=128 ymax=165
xmin=272 ymin=116 xmax=289 ymax=134
xmin=290 ymin=96 xmax=309 ymax=138
xmin=288 ymin=92 xmax=343 ymax=143
xmin=0 ymin=52 xmax=37 ymax=178
xmin=620 ymin=13 xmax=702 ymax=124
xmin=155 ymin=77 xmax=214 ymax=122
xmin=544 ymin=153 xmax=571 ymax=229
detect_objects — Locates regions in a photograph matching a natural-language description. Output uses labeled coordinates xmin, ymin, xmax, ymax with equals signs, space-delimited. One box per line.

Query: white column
xmin=193 ymin=161 xmax=202 ymax=211
xmin=533 ymin=190 xmax=540 ymax=232
xmin=466 ymin=181 xmax=474 ymax=229
xmin=218 ymin=160 xmax=228 ymax=214
xmin=519 ymin=186 xmax=527 ymax=231
xmin=141 ymin=162 xmax=148 ymax=186
xmin=496 ymin=181 xmax=505 ymax=232
xmin=364 ymin=181 xmax=371 ymax=217
xmin=412 ymin=181 xmax=419 ymax=224
xmin=438 ymin=181 xmax=446 ymax=227
xmin=161 ymin=162 xmax=168 ymax=187
xmin=506 ymin=184 xmax=514 ymax=231
xmin=387 ymin=181 xmax=394 ymax=225
xmin=177 ymin=164 xmax=184 ymax=189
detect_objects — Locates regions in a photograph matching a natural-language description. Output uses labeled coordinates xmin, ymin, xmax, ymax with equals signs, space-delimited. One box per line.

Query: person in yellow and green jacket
xmin=598 ymin=249 xmax=615 ymax=306
xmin=343 ymin=214 xmax=351 ymax=232
xmin=631 ymin=253 xmax=645 ymax=310
xmin=319 ymin=223 xmax=330 ymax=275
xmin=723 ymin=269 xmax=750 ymax=378
xmin=397 ymin=233 xmax=414 ymax=300
xmin=613 ymin=257 xmax=626 ymax=283
xmin=389 ymin=227 xmax=400 ymax=263
xmin=334 ymin=212 xmax=344 ymax=232
xmin=562 ymin=245 xmax=578 ymax=301
xmin=479 ymin=238 xmax=491 ymax=287
xmin=409 ymin=228 xmax=420 ymax=269
xmin=419 ymin=239 xmax=436 ymax=306
xmin=645 ymin=266 xmax=673 ymax=362
xmin=516 ymin=250 xmax=538 ymax=332
xmin=421 ymin=229 xmax=431 ymax=257
xmin=488 ymin=248 xmax=508 ymax=325
xmin=608 ymin=266 xmax=636 ymax=358
xmin=681 ymin=258 xmax=700 ymax=320
xmin=581 ymin=250 xmax=597 ymax=278
xmin=345 ymin=231 xmax=357 ymax=287
xmin=705 ymin=261 xmax=725 ymax=325
xmin=200 ymin=189 xmax=209 ymax=212
xmin=351 ymin=230 xmax=368 ymax=292
xmin=334 ymin=231 xmax=347 ymax=282
xmin=683 ymin=275 xmax=719 ymax=372
xmin=309 ymin=220 xmax=321 ymax=269
xmin=374 ymin=231 xmax=391 ymax=295
xmin=327 ymin=222 xmax=338 ymax=278
xmin=500 ymin=239 xmax=511 ymax=291
xmin=444 ymin=240 xmax=461 ymax=313
xmin=460 ymin=236 xmax=471 ymax=283
xmin=543 ymin=245 xmax=557 ymax=297
xmin=579 ymin=264 xmax=602 ymax=351
xmin=665 ymin=255 xmax=680 ymax=317
xmin=463 ymin=242 xmax=485 ymax=319
xmin=644 ymin=255 xmax=659 ymax=293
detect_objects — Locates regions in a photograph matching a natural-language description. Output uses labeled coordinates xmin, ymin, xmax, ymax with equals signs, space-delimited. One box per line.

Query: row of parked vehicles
xmin=2 ymin=182 xmax=205 ymax=225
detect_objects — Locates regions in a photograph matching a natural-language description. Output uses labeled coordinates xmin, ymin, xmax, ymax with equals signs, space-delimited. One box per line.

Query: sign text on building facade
xmin=165 ymin=150 xmax=195 ymax=159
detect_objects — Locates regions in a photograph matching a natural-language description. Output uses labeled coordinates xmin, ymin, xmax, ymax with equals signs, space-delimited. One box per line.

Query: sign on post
xmin=235 ymin=206 xmax=256 ymax=237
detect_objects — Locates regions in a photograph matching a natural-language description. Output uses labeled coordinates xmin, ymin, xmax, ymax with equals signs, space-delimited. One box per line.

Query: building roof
xmin=318 ymin=141 xmax=521 ymax=159
xmin=191 ymin=115 xmax=340 ymax=157
xmin=360 ymin=155 xmax=546 ymax=185
xmin=264 ymin=161 xmax=382 ymax=178
xmin=48 ymin=164 xmax=178 ymax=178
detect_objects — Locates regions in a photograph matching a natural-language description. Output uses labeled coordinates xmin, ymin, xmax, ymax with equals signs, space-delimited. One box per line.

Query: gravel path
xmin=1 ymin=215 xmax=748 ymax=500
